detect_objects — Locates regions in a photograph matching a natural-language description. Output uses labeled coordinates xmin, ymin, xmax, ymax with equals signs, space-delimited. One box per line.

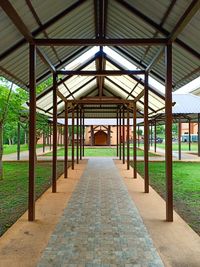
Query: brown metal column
xmin=137 ymin=125 xmax=140 ymax=148
xmin=47 ymin=123 xmax=50 ymax=147
xmin=91 ymin=125 xmax=94 ymax=146
xmin=17 ymin=122 xmax=20 ymax=161
xmin=61 ymin=125 xmax=63 ymax=146
xmin=165 ymin=43 xmax=173 ymax=221
xmin=122 ymin=107 xmax=125 ymax=164
xmin=49 ymin=123 xmax=52 ymax=151
xmin=144 ymin=72 xmax=149 ymax=193
xmin=154 ymin=120 xmax=157 ymax=153
xmin=76 ymin=107 xmax=79 ymax=164
xmin=83 ymin=110 xmax=85 ymax=157
xmin=188 ymin=119 xmax=191 ymax=151
xmin=150 ymin=123 xmax=153 ymax=147
xmin=57 ymin=126 xmax=59 ymax=146
xmin=80 ymin=108 xmax=82 ymax=160
xmin=133 ymin=102 xmax=137 ymax=178
xmin=72 ymin=107 xmax=75 ymax=170
xmin=117 ymin=111 xmax=119 ymax=156
xmin=42 ymin=131 xmax=45 ymax=153
xmin=52 ymin=73 xmax=57 ymax=193
xmin=198 ymin=114 xmax=200 ymax=157
xmin=119 ymin=109 xmax=122 ymax=160
xmin=178 ymin=118 xmax=181 ymax=160
xmin=127 ymin=107 xmax=130 ymax=170
xmin=28 ymin=44 xmax=36 ymax=221
xmin=108 ymin=126 xmax=111 ymax=146
xmin=64 ymin=102 xmax=68 ymax=178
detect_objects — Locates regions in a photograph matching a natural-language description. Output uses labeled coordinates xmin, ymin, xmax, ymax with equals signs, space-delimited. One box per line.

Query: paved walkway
xmin=38 ymin=158 xmax=164 ymax=266
xmin=2 ymin=146 xmax=63 ymax=161
xmin=149 ymin=146 xmax=200 ymax=161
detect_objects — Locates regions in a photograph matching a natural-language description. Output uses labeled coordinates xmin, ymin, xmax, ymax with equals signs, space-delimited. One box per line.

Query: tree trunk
xmin=0 ymin=122 xmax=3 ymax=180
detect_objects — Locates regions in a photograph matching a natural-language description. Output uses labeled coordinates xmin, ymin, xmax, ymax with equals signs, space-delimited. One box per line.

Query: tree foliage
xmin=0 ymin=76 xmax=51 ymax=179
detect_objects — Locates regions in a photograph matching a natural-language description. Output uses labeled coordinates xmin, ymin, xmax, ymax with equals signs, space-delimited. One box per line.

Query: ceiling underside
xmin=0 ymin=0 xmax=199 ymax=91
xmin=34 ymin=51 xmax=166 ymax=118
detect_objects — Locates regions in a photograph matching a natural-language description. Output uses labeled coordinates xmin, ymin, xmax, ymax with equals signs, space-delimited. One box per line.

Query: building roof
xmin=140 ymin=93 xmax=200 ymax=125
xmin=191 ymin=86 xmax=200 ymax=96
xmin=0 ymin=0 xmax=199 ymax=91
xmin=34 ymin=49 xmax=166 ymax=118
xmin=172 ymin=93 xmax=200 ymax=114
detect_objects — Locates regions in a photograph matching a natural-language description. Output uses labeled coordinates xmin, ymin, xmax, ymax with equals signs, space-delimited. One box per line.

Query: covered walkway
xmin=38 ymin=158 xmax=164 ymax=266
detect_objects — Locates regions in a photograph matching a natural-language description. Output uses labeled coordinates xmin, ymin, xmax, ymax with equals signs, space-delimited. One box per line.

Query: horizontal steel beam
xmin=67 ymin=98 xmax=132 ymax=105
xmin=56 ymin=70 xmax=145 ymax=76
xmin=34 ymin=38 xmax=168 ymax=46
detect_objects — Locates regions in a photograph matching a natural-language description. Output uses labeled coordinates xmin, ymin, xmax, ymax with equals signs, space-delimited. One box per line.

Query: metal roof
xmin=138 ymin=93 xmax=200 ymax=125
xmin=0 ymin=0 xmax=199 ymax=92
xmin=172 ymin=93 xmax=200 ymax=114
xmin=33 ymin=48 xmax=166 ymax=118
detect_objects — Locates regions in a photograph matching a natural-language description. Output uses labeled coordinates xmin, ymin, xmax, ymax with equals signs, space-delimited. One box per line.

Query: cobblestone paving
xmin=38 ymin=158 xmax=164 ymax=267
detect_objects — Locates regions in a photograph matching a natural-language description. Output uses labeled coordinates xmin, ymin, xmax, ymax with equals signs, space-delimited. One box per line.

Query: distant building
xmin=181 ymin=86 xmax=200 ymax=135
xmin=181 ymin=122 xmax=198 ymax=135
xmin=85 ymin=125 xmax=133 ymax=146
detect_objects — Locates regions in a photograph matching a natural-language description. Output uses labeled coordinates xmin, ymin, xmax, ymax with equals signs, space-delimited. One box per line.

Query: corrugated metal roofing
xmin=0 ymin=0 xmax=199 ymax=92
xmin=138 ymin=93 xmax=200 ymax=125
xmin=172 ymin=93 xmax=200 ymax=113
xmin=34 ymin=48 xmax=166 ymax=118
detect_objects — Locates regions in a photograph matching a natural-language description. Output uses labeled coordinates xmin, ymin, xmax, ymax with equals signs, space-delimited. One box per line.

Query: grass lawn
xmin=156 ymin=142 xmax=198 ymax=151
xmin=134 ymin=161 xmax=200 ymax=235
xmin=44 ymin=147 xmax=157 ymax=157
xmin=3 ymin=144 xmax=43 ymax=155
xmin=0 ymin=161 xmax=66 ymax=236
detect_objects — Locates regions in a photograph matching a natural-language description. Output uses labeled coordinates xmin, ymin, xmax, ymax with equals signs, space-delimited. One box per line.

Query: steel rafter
xmin=115 ymin=0 xmax=200 ymax=60
xmin=146 ymin=0 xmax=200 ymax=71
xmin=0 ymin=0 xmax=56 ymax=73
xmin=25 ymin=0 xmax=61 ymax=63
xmin=0 ymin=0 xmax=86 ymax=61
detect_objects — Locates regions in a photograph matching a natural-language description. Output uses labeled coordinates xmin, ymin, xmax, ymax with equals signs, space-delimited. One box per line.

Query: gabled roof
xmin=0 ymin=0 xmax=199 ymax=91
xmin=35 ymin=49 xmax=166 ymax=118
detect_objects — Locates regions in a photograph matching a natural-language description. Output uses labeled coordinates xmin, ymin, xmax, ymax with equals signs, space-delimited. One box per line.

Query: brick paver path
xmin=38 ymin=158 xmax=164 ymax=267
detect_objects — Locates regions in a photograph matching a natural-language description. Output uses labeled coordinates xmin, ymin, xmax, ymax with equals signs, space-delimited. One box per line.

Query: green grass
xmin=134 ymin=161 xmax=200 ymax=235
xmin=3 ymin=144 xmax=43 ymax=155
xmin=156 ymin=142 xmax=198 ymax=151
xmin=0 ymin=161 xmax=65 ymax=236
xmin=44 ymin=147 xmax=157 ymax=157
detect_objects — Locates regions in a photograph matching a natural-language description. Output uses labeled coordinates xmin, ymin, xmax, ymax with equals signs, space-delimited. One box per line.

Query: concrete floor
xmin=116 ymin=160 xmax=200 ymax=267
xmin=38 ymin=158 xmax=164 ymax=266
xmin=0 ymin=158 xmax=199 ymax=267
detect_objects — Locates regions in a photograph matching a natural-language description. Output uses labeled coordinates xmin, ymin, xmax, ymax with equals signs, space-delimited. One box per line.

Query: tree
xmin=172 ymin=123 xmax=178 ymax=137
xmin=156 ymin=125 xmax=165 ymax=135
xmin=0 ymin=82 xmax=28 ymax=179
xmin=136 ymin=128 xmax=143 ymax=136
